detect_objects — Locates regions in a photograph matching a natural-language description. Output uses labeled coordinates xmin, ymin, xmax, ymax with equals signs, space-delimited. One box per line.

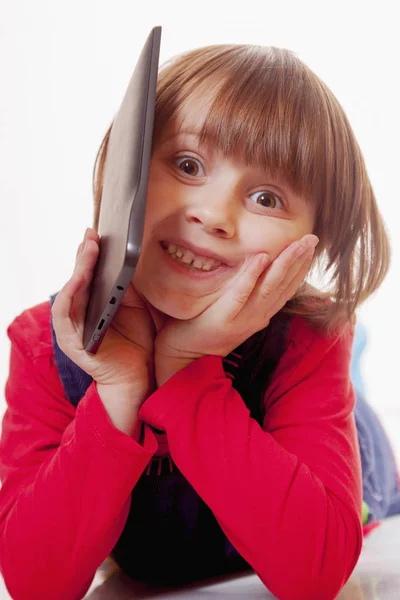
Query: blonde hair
xmin=92 ymin=44 xmax=390 ymax=334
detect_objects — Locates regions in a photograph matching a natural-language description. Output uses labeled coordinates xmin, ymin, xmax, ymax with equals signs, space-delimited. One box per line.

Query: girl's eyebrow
xmin=176 ymin=127 xmax=202 ymax=136
xmin=158 ymin=128 xmax=203 ymax=146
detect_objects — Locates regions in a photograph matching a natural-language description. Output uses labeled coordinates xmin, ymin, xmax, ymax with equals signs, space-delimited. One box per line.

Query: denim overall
xmin=49 ymin=294 xmax=400 ymax=583
xmin=351 ymin=323 xmax=400 ymax=523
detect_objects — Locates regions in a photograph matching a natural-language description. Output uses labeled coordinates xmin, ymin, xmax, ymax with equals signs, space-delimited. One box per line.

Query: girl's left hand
xmin=154 ymin=234 xmax=318 ymax=385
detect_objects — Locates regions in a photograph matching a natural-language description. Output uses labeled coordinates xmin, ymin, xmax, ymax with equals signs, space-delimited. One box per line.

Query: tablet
xmin=83 ymin=26 xmax=161 ymax=353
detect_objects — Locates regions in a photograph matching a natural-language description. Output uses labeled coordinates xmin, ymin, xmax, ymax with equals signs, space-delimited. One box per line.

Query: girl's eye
xmin=174 ymin=156 xmax=205 ymax=177
xmin=249 ymin=190 xmax=283 ymax=210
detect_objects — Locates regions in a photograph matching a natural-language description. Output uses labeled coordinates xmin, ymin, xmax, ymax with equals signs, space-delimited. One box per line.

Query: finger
xmin=71 ymin=239 xmax=99 ymax=333
xmin=214 ymin=252 xmax=270 ymax=320
xmin=262 ymin=244 xmax=316 ymax=302
xmin=85 ymin=227 xmax=100 ymax=244
xmin=52 ymin=239 xmax=99 ymax=351
xmin=265 ymin=249 xmax=315 ymax=317
xmin=52 ymin=271 xmax=87 ymax=354
xmin=257 ymin=236 xmax=318 ymax=302
xmin=75 ymin=227 xmax=100 ymax=260
xmin=285 ymin=247 xmax=316 ymax=295
xmin=75 ymin=228 xmax=89 ymax=260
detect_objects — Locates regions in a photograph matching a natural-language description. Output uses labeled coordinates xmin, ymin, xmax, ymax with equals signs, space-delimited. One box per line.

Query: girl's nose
xmin=184 ymin=196 xmax=236 ymax=238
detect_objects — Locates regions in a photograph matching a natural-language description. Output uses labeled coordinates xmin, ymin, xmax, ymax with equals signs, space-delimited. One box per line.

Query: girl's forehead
xmin=156 ymin=77 xmax=222 ymax=139
xmin=167 ymin=93 xmax=214 ymax=136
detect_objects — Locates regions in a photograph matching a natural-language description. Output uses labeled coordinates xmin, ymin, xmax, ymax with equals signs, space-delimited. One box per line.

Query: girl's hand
xmin=52 ymin=227 xmax=157 ymax=401
xmin=154 ymin=234 xmax=318 ymax=385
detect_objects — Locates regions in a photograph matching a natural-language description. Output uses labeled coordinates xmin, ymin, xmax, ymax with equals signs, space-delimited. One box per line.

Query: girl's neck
xmin=145 ymin=300 xmax=170 ymax=333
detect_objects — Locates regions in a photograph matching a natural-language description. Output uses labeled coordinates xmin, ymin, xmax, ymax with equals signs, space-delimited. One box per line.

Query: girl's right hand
xmin=52 ymin=227 xmax=157 ymax=409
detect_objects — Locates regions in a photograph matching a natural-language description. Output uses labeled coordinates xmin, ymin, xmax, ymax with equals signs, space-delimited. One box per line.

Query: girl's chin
xmin=143 ymin=289 xmax=209 ymax=321
xmin=148 ymin=298 xmax=202 ymax=321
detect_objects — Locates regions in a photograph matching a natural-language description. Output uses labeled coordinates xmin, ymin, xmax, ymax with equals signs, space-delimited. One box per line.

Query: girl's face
xmin=133 ymin=101 xmax=316 ymax=320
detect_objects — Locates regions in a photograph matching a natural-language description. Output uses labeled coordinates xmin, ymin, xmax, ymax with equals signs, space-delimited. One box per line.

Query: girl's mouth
xmin=159 ymin=241 xmax=232 ymax=279
xmin=160 ymin=241 xmax=222 ymax=271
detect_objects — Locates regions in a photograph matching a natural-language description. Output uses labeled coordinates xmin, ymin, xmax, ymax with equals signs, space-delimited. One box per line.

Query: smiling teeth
xmin=162 ymin=242 xmax=222 ymax=271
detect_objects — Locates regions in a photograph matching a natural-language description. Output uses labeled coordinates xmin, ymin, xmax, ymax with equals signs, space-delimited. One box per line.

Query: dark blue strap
xmin=49 ymin=293 xmax=93 ymax=407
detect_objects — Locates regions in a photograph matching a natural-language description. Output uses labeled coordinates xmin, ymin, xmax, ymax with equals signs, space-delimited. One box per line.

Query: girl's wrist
xmin=154 ymin=353 xmax=196 ymax=387
xmin=96 ymin=382 xmax=146 ymax=440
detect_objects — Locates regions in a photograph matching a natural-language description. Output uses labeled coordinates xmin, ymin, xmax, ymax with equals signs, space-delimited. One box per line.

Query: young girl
xmin=1 ymin=43 xmax=399 ymax=600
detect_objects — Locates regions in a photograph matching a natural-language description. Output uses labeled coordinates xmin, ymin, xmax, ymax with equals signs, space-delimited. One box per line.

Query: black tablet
xmin=83 ymin=26 xmax=161 ymax=353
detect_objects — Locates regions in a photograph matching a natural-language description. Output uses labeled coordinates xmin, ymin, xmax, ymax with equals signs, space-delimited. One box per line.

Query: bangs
xmin=154 ymin=45 xmax=332 ymax=202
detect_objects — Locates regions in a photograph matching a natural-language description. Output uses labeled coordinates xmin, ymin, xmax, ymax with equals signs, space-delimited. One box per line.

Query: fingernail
xmin=257 ymin=254 xmax=269 ymax=269
xmin=304 ymin=235 xmax=319 ymax=249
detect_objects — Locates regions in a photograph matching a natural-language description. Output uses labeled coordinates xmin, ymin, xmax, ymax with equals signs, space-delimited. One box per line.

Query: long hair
xmin=92 ymin=44 xmax=390 ymax=334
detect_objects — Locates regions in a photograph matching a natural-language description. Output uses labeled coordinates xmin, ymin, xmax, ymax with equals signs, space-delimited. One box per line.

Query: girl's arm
xmin=0 ymin=304 xmax=157 ymax=600
xmin=139 ymin=317 xmax=363 ymax=600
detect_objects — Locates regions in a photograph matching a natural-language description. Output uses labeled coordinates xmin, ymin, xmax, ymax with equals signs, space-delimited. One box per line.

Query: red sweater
xmin=0 ymin=301 xmax=362 ymax=600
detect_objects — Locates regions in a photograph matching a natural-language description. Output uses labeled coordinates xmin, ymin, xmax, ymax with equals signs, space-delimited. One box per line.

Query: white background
xmin=0 ymin=1 xmax=399 ymax=457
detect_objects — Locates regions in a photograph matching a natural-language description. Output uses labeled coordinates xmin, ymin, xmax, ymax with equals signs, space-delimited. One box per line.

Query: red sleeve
xmin=139 ymin=317 xmax=363 ymax=600
xmin=0 ymin=304 xmax=157 ymax=600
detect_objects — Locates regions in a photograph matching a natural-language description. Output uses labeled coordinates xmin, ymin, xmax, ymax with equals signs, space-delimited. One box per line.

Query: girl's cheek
xmin=268 ymin=232 xmax=304 ymax=260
